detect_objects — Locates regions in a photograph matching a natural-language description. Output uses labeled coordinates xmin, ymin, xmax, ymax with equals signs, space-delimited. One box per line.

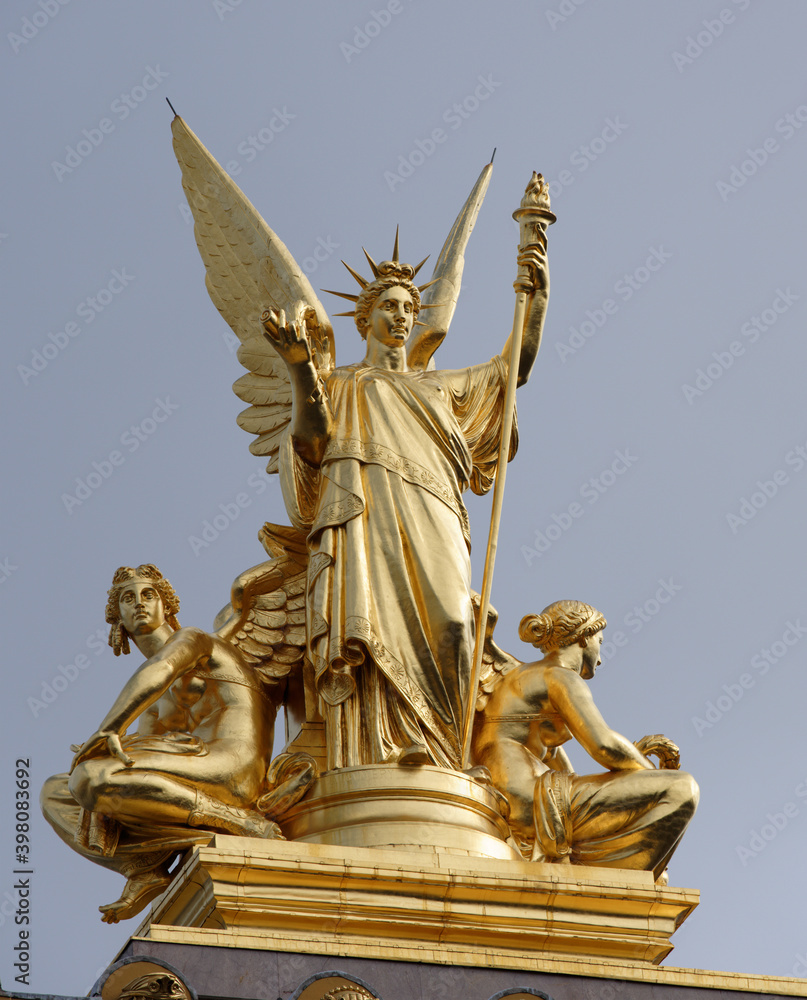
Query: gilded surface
xmin=41 ymin=114 xmax=699 ymax=937
xmin=473 ymin=600 xmax=698 ymax=878
xmin=261 ymin=260 xmax=546 ymax=771
xmin=41 ymin=562 xmax=315 ymax=922
xmin=99 ymin=962 xmax=194 ymax=1000
xmin=279 ymin=765 xmax=518 ymax=860
xmin=140 ymin=837 xmax=699 ymax=967
xmin=167 ymin=115 xmax=548 ymax=770
xmin=116 ymin=973 xmax=187 ymax=1000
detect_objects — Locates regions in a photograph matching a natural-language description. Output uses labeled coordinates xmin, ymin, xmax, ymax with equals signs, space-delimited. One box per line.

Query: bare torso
xmin=473 ymin=663 xmax=572 ymax=763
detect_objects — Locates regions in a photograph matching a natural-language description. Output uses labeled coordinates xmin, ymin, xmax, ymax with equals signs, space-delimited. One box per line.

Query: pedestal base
xmin=136 ymin=836 xmax=697 ymax=968
xmin=279 ymin=764 xmax=518 ymax=861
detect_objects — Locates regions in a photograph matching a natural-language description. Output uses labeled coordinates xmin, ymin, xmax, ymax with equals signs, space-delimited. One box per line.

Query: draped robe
xmin=280 ymin=356 xmax=516 ymax=770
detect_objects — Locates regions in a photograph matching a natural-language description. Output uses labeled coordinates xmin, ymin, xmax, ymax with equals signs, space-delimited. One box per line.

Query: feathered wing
xmin=171 ymin=115 xmax=334 ymax=473
xmin=472 ymin=596 xmax=521 ymax=713
xmin=214 ymin=523 xmax=309 ymax=688
xmin=214 ymin=524 xmax=320 ymax=820
xmin=407 ymin=159 xmax=494 ymax=371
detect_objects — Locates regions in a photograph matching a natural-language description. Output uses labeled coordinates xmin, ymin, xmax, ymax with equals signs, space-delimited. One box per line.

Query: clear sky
xmin=2 ymin=1 xmax=807 ymax=993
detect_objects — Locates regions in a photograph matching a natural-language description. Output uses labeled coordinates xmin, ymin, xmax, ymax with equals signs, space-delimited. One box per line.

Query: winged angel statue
xmin=170 ymin=116 xmax=550 ymax=773
xmin=42 ymin=118 xmax=699 ymax=920
xmin=41 ymin=116 xmax=550 ymax=922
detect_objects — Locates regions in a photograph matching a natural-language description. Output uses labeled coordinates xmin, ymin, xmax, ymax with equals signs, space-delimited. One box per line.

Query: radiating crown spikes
xmin=323 ymin=228 xmax=442 ymax=326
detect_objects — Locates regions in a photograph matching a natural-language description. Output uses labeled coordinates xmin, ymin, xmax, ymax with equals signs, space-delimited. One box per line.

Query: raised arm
xmin=261 ymin=308 xmax=333 ymax=466
xmin=545 ymin=666 xmax=653 ymax=772
xmin=70 ymin=628 xmax=212 ymax=770
xmin=501 ymin=244 xmax=550 ymax=387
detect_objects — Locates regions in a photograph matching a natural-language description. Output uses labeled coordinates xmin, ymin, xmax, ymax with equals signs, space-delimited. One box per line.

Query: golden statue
xmin=473 ymin=600 xmax=699 ymax=878
xmin=41 ymin=114 xmax=700 ymax=932
xmin=171 ymin=117 xmax=551 ymax=771
xmin=41 ymin=550 xmax=316 ymax=922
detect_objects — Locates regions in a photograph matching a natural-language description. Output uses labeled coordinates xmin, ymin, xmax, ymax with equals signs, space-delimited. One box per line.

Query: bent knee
xmin=40 ymin=772 xmax=69 ymax=817
xmin=67 ymin=766 xmax=94 ymax=810
xmin=41 ymin=772 xmax=67 ymax=801
xmin=656 ymin=769 xmax=699 ymax=815
xmin=68 ymin=760 xmax=116 ymax=812
xmin=674 ymin=770 xmax=700 ymax=810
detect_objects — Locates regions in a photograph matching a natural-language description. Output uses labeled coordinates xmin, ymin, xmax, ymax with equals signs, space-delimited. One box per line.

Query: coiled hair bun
xmin=518 ymin=600 xmax=606 ymax=651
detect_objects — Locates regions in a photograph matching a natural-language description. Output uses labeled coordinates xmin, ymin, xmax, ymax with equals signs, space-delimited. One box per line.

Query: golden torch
xmin=462 ymin=173 xmax=555 ymax=768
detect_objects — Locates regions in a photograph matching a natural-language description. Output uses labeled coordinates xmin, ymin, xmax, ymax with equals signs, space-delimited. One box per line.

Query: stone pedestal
xmin=134 ymin=835 xmax=696 ymax=968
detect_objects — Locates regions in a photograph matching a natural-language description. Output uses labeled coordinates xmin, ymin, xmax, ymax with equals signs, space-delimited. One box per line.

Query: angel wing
xmin=171 ymin=115 xmax=334 ymax=473
xmin=213 ymin=523 xmax=320 ymax=819
xmin=407 ymin=158 xmax=494 ymax=371
xmin=213 ymin=522 xmax=308 ymax=688
xmin=173 ymin=114 xmax=493 ymax=461
xmin=472 ymin=596 xmax=521 ymax=713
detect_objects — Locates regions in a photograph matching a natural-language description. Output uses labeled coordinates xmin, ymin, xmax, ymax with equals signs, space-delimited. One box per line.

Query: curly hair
xmin=105 ymin=564 xmax=181 ymax=656
xmin=354 ymin=263 xmax=421 ymax=339
xmin=518 ymin=600 xmax=606 ymax=652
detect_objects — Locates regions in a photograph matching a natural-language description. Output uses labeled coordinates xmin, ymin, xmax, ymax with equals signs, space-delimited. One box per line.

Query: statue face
xmin=366 ymin=286 xmax=414 ymax=348
xmin=580 ymin=631 xmax=603 ymax=679
xmin=118 ymin=580 xmax=165 ymax=637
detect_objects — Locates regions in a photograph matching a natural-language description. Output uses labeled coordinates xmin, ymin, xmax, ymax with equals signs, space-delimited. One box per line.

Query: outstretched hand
xmin=634 ymin=734 xmax=680 ymax=770
xmin=70 ymin=731 xmax=134 ymax=772
xmin=261 ymin=306 xmax=314 ymax=368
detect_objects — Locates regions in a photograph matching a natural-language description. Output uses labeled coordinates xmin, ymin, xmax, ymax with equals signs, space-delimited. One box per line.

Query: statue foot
xmin=98 ymin=869 xmax=173 ymax=923
xmin=188 ymin=791 xmax=286 ymax=839
xmin=257 ymin=752 xmax=318 ymax=820
xmin=240 ymin=813 xmax=284 ymax=839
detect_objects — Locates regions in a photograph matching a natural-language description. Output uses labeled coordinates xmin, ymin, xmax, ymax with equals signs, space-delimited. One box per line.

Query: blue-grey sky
xmin=2 ymin=1 xmax=807 ymax=993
